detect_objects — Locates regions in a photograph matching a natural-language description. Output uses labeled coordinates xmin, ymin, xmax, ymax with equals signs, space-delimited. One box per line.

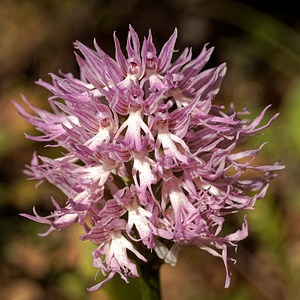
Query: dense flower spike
xmin=15 ymin=25 xmax=283 ymax=290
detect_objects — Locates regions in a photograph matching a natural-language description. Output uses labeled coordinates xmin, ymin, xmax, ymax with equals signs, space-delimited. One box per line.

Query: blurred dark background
xmin=1 ymin=0 xmax=299 ymax=299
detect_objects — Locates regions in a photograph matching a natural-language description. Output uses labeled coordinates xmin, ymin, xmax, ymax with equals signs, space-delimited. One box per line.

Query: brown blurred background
xmin=1 ymin=0 xmax=299 ymax=299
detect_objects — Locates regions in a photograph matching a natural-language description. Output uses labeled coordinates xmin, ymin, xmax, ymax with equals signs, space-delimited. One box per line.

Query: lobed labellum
xmin=15 ymin=25 xmax=284 ymax=291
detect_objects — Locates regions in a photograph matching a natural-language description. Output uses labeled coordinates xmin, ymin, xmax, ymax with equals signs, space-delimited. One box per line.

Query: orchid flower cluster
xmin=15 ymin=25 xmax=283 ymax=290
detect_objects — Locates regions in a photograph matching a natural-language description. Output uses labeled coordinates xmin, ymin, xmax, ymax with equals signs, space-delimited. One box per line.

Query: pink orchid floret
xmin=15 ymin=25 xmax=283 ymax=290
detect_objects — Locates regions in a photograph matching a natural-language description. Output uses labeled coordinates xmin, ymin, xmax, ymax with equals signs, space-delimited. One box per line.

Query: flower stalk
xmin=139 ymin=262 xmax=161 ymax=300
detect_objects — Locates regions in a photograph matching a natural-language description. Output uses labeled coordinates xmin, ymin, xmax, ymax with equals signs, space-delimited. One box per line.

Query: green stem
xmin=139 ymin=262 xmax=161 ymax=300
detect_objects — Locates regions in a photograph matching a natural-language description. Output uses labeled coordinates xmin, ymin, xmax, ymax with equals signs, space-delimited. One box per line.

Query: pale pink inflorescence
xmin=15 ymin=25 xmax=283 ymax=290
